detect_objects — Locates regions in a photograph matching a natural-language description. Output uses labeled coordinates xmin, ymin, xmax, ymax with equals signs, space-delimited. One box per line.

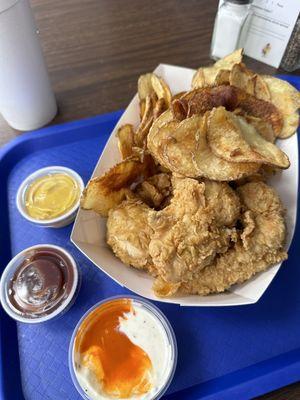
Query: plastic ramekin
xmin=16 ymin=166 xmax=84 ymax=228
xmin=69 ymin=295 xmax=178 ymax=400
xmin=0 ymin=244 xmax=80 ymax=324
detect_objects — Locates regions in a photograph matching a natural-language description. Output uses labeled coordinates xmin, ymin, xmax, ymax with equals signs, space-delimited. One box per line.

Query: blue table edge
xmin=0 ymin=74 xmax=299 ymax=400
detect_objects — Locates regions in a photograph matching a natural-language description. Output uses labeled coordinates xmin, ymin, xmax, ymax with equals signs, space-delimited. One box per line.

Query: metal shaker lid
xmin=227 ymin=0 xmax=252 ymax=4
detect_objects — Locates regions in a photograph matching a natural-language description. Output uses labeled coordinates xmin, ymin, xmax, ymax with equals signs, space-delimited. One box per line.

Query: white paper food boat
xmin=71 ymin=64 xmax=298 ymax=306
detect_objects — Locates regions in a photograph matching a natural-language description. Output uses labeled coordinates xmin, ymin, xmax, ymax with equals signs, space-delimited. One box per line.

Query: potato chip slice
xmin=117 ymin=124 xmax=135 ymax=159
xmin=214 ymin=69 xmax=230 ymax=85
xmin=153 ymin=97 xmax=167 ymax=120
xmin=227 ymin=63 xmax=270 ymax=101
xmin=192 ymin=49 xmax=244 ymax=89
xmin=214 ymin=48 xmax=243 ymax=69
xmin=135 ymin=95 xmax=154 ymax=147
xmin=182 ymin=85 xmax=240 ymax=116
xmin=171 ymin=98 xmax=188 ymax=120
xmin=172 ymin=91 xmax=187 ymax=101
xmin=207 ymin=107 xmax=290 ymax=169
xmin=147 ymin=109 xmax=174 ymax=152
xmin=176 ymin=85 xmax=283 ymax=137
xmin=238 ymin=89 xmax=283 ymax=136
xmin=80 ymin=156 xmax=156 ymax=217
xmin=253 ymin=75 xmax=270 ymax=101
xmin=138 ymin=73 xmax=156 ymax=101
xmin=191 ymin=68 xmax=206 ymax=89
xmin=151 ymin=74 xmax=172 ymax=107
xmin=262 ymin=75 xmax=300 ymax=138
xmin=192 ymin=66 xmax=227 ymax=88
xmin=153 ymin=277 xmax=181 ymax=297
xmin=229 ymin=63 xmax=255 ymax=95
xmin=139 ymin=99 xmax=146 ymax=120
xmin=242 ymin=115 xmax=275 ymax=143
xmin=148 ymin=113 xmax=259 ymax=180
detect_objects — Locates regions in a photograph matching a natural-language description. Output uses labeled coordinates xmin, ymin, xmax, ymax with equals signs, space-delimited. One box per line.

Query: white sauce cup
xmin=69 ymin=295 xmax=177 ymax=400
xmin=16 ymin=166 xmax=84 ymax=228
xmin=0 ymin=244 xmax=80 ymax=324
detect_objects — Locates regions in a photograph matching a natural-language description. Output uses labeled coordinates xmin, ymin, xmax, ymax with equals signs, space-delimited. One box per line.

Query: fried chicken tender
xmin=135 ymin=173 xmax=171 ymax=208
xmin=107 ymin=200 xmax=155 ymax=274
xmin=203 ymin=179 xmax=241 ymax=227
xmin=181 ymin=182 xmax=287 ymax=295
xmin=148 ymin=177 xmax=240 ymax=285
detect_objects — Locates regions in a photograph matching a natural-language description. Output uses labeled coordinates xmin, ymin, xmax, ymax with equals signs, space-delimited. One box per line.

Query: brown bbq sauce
xmin=8 ymin=247 xmax=74 ymax=318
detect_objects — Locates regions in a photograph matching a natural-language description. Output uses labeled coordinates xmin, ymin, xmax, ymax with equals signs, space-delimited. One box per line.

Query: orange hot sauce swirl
xmin=75 ymin=299 xmax=153 ymax=398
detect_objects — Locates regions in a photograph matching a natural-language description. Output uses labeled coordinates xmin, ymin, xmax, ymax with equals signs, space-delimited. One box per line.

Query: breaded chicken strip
xmin=135 ymin=173 xmax=171 ymax=208
xmin=203 ymin=179 xmax=241 ymax=227
xmin=181 ymin=182 xmax=287 ymax=296
xmin=149 ymin=177 xmax=240 ymax=285
xmin=107 ymin=200 xmax=156 ymax=274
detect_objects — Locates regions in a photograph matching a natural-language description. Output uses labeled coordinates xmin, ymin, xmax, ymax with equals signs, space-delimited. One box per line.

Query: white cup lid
xmin=0 ymin=0 xmax=19 ymax=14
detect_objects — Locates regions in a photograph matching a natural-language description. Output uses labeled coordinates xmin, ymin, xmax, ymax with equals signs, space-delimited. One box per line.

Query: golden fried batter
xmin=135 ymin=173 xmax=171 ymax=209
xmin=107 ymin=199 xmax=156 ymax=274
xmin=181 ymin=182 xmax=287 ymax=295
xmin=148 ymin=177 xmax=239 ymax=285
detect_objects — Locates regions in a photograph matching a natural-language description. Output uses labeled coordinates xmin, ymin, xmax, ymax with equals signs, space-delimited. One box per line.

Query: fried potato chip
xmin=151 ymin=74 xmax=172 ymax=108
xmin=214 ymin=48 xmax=243 ymax=69
xmin=192 ymin=66 xmax=225 ymax=88
xmin=191 ymin=68 xmax=205 ymax=89
xmin=207 ymin=107 xmax=290 ymax=169
xmin=238 ymin=89 xmax=283 ymax=136
xmin=117 ymin=124 xmax=135 ymax=159
xmin=176 ymin=85 xmax=283 ymax=137
xmin=229 ymin=63 xmax=255 ymax=95
xmin=183 ymin=85 xmax=240 ymax=116
xmin=153 ymin=277 xmax=181 ymax=297
xmin=135 ymin=95 xmax=154 ymax=147
xmin=192 ymin=49 xmax=244 ymax=89
xmin=138 ymin=73 xmax=156 ymax=101
xmin=171 ymin=98 xmax=188 ymax=120
xmin=80 ymin=156 xmax=156 ymax=217
xmin=139 ymin=99 xmax=146 ymax=120
xmin=228 ymin=63 xmax=270 ymax=101
xmin=253 ymin=75 xmax=270 ymax=101
xmin=242 ymin=115 xmax=275 ymax=143
xmin=214 ymin=69 xmax=230 ymax=85
xmin=172 ymin=91 xmax=187 ymax=101
xmin=148 ymin=113 xmax=259 ymax=180
xmin=147 ymin=109 xmax=174 ymax=151
xmin=153 ymin=97 xmax=167 ymax=120
xmin=262 ymin=75 xmax=300 ymax=138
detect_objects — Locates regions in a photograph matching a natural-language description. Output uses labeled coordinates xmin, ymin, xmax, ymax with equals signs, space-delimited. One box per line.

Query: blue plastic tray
xmin=0 ymin=75 xmax=299 ymax=400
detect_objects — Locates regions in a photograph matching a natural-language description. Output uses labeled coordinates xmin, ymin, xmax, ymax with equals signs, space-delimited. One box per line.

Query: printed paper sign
xmin=219 ymin=0 xmax=300 ymax=68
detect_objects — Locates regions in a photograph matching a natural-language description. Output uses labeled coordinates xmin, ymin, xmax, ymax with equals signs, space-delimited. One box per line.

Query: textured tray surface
xmin=1 ymin=74 xmax=300 ymax=400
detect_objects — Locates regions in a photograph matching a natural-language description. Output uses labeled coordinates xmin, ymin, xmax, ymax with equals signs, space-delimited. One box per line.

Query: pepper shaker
xmin=0 ymin=0 xmax=57 ymax=131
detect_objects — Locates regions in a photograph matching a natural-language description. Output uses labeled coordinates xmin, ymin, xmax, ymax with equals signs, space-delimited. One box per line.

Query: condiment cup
xmin=69 ymin=295 xmax=178 ymax=400
xmin=0 ymin=244 xmax=80 ymax=324
xmin=16 ymin=166 xmax=84 ymax=228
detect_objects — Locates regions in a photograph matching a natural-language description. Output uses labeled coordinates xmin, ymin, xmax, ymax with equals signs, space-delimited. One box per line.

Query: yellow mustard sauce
xmin=25 ymin=173 xmax=80 ymax=220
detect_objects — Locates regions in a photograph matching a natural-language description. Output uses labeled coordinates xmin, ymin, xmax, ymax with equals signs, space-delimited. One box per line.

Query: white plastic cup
xmin=0 ymin=0 xmax=57 ymax=130
xmin=69 ymin=296 xmax=178 ymax=400
xmin=16 ymin=166 xmax=84 ymax=228
xmin=0 ymin=244 xmax=80 ymax=324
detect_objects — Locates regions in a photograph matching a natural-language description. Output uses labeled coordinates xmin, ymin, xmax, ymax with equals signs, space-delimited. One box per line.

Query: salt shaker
xmin=210 ymin=0 xmax=253 ymax=60
xmin=0 ymin=0 xmax=57 ymax=131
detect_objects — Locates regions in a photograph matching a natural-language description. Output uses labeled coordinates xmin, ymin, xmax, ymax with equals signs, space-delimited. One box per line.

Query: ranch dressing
xmin=73 ymin=299 xmax=174 ymax=400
